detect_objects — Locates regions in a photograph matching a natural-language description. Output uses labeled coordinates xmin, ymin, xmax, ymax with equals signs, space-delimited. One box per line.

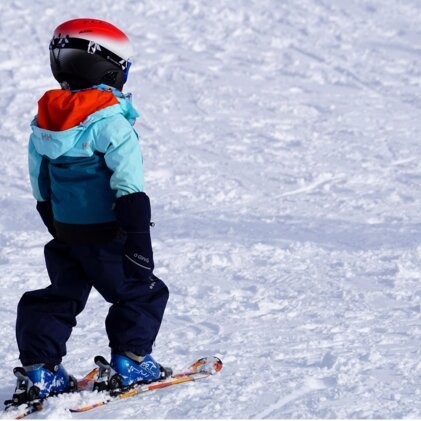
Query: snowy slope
xmin=0 ymin=0 xmax=420 ymax=418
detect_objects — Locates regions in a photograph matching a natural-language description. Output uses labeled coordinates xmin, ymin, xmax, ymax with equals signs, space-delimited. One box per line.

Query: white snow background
xmin=0 ymin=0 xmax=420 ymax=418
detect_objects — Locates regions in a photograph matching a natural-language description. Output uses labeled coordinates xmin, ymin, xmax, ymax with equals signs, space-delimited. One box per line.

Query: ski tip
xmin=191 ymin=356 xmax=223 ymax=374
xmin=213 ymin=356 xmax=223 ymax=373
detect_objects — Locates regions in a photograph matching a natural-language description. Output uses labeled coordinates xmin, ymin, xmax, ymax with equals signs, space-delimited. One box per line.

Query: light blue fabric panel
xmin=94 ymin=114 xmax=144 ymax=197
xmin=28 ymin=136 xmax=50 ymax=201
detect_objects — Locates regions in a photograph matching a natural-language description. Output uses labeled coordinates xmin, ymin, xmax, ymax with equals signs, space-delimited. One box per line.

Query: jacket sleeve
xmin=97 ymin=114 xmax=145 ymax=198
xmin=28 ymin=136 xmax=51 ymax=201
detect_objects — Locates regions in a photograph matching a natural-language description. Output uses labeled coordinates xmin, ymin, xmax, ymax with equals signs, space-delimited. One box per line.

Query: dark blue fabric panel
xmin=49 ymin=153 xmax=117 ymax=224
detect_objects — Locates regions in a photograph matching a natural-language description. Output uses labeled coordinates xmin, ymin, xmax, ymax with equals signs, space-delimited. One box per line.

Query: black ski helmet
xmin=50 ymin=18 xmax=134 ymax=90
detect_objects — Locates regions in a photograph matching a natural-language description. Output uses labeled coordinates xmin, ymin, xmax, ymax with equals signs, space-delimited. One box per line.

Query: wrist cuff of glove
xmin=114 ymin=192 xmax=152 ymax=233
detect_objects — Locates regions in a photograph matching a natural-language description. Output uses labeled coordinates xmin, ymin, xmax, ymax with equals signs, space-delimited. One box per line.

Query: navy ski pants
xmin=16 ymin=239 xmax=169 ymax=366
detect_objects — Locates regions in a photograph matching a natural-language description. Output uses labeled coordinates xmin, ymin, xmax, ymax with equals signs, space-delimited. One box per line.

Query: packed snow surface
xmin=0 ymin=0 xmax=420 ymax=418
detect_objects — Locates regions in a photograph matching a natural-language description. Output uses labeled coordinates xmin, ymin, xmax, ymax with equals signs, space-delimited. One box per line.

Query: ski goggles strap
xmin=49 ymin=35 xmax=131 ymax=71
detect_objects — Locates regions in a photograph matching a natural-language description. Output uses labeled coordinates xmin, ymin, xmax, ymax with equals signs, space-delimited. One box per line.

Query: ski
xmin=3 ymin=368 xmax=98 ymax=419
xmin=69 ymin=356 xmax=223 ymax=413
xmin=3 ymin=357 xmax=222 ymax=418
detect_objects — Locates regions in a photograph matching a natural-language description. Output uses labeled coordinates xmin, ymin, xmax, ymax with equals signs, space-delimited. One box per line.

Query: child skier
xmin=8 ymin=18 xmax=170 ymax=405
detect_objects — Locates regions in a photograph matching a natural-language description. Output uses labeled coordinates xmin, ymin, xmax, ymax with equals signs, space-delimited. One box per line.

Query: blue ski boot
xmin=5 ymin=364 xmax=77 ymax=406
xmin=93 ymin=353 xmax=172 ymax=392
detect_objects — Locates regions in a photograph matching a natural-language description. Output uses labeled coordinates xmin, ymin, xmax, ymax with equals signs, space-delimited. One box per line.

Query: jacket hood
xmin=37 ymin=88 xmax=119 ymax=131
xmin=30 ymin=86 xmax=140 ymax=159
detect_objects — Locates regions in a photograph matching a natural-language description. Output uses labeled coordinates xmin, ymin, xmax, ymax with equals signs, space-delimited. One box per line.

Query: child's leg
xmin=81 ymin=240 xmax=169 ymax=357
xmin=16 ymin=239 xmax=92 ymax=365
xmin=105 ymin=272 xmax=169 ymax=356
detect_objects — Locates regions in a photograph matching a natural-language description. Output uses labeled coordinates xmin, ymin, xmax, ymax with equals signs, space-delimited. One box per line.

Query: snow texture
xmin=0 ymin=0 xmax=420 ymax=418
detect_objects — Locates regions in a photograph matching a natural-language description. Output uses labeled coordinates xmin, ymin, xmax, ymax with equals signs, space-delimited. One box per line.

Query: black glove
xmin=114 ymin=192 xmax=154 ymax=280
xmin=36 ymin=201 xmax=56 ymax=238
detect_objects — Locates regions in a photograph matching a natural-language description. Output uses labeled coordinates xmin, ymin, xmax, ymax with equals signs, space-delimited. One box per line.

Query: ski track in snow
xmin=0 ymin=0 xmax=421 ymax=418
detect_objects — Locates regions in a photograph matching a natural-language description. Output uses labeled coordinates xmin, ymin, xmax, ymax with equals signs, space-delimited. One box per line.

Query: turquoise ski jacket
xmin=28 ymin=84 xmax=144 ymax=242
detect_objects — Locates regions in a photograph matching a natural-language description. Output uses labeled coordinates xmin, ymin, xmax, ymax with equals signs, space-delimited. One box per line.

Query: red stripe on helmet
xmin=54 ymin=18 xmax=128 ymax=42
